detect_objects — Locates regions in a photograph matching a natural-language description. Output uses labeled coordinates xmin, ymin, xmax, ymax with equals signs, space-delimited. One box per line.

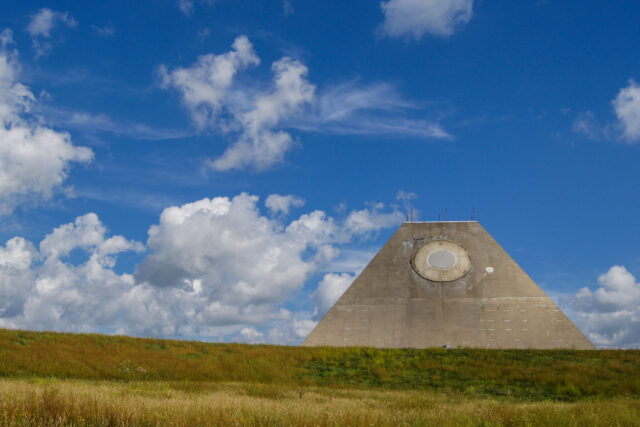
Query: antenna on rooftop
xmin=445 ymin=208 xmax=448 ymax=221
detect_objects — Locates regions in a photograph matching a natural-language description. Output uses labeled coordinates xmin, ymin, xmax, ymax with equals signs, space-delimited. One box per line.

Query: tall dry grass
xmin=1 ymin=379 xmax=639 ymax=426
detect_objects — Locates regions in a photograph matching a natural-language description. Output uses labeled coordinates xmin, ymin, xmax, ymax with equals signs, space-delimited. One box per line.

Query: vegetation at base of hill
xmin=1 ymin=329 xmax=640 ymax=402
xmin=1 ymin=378 xmax=640 ymax=427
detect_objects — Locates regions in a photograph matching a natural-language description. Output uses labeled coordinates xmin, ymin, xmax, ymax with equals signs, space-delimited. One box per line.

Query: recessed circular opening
xmin=428 ymin=250 xmax=455 ymax=270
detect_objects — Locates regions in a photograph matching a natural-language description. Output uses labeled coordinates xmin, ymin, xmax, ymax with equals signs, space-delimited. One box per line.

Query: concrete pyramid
xmin=303 ymin=221 xmax=593 ymax=349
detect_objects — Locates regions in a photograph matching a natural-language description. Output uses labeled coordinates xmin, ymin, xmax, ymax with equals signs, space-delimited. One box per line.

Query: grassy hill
xmin=2 ymin=328 xmax=639 ymax=402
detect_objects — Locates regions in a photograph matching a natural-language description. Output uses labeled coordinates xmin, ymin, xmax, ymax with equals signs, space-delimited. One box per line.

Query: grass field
xmin=1 ymin=328 xmax=639 ymax=425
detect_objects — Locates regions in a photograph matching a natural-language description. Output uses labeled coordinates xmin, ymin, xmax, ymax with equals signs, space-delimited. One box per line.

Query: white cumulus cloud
xmin=40 ymin=213 xmax=143 ymax=261
xmin=0 ymin=193 xmax=403 ymax=343
xmin=0 ymin=35 xmax=93 ymax=214
xmin=564 ymin=266 xmax=640 ymax=348
xmin=265 ymin=194 xmax=305 ymax=215
xmin=265 ymin=317 xmax=317 ymax=345
xmin=343 ymin=202 xmax=405 ymax=237
xmin=235 ymin=326 xmax=265 ymax=343
xmin=210 ymin=57 xmax=315 ymax=171
xmin=160 ymin=36 xmax=315 ymax=171
xmin=612 ymin=80 xmax=640 ymax=143
xmin=0 ymin=237 xmax=36 ymax=318
xmin=380 ymin=0 xmax=474 ymax=39
xmin=135 ymin=193 xmax=323 ymax=305
xmin=158 ymin=35 xmax=260 ymax=130
xmin=0 ymin=214 xmax=144 ymax=333
xmin=312 ymin=273 xmax=354 ymax=320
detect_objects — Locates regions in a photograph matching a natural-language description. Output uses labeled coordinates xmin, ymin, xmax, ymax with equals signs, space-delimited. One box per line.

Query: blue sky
xmin=0 ymin=0 xmax=639 ymax=347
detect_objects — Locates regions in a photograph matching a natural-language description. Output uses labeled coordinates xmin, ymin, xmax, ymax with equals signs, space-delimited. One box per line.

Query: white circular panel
xmin=412 ymin=240 xmax=471 ymax=282
xmin=428 ymin=250 xmax=455 ymax=269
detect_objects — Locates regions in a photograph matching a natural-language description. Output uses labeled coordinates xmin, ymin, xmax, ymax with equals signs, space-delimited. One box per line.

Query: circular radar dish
xmin=412 ymin=240 xmax=471 ymax=282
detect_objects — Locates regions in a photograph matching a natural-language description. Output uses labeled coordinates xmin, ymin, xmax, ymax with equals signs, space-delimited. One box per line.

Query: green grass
xmin=1 ymin=328 xmax=639 ymax=402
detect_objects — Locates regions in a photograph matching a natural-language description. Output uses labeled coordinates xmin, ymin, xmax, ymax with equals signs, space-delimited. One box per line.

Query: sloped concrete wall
xmin=303 ymin=222 xmax=594 ymax=349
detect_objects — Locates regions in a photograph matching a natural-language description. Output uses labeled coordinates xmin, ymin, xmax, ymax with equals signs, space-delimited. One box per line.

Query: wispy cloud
xmin=177 ymin=0 xmax=217 ymax=17
xmin=73 ymin=186 xmax=179 ymax=213
xmin=40 ymin=108 xmax=193 ymax=141
xmin=293 ymin=114 xmax=450 ymax=139
xmin=177 ymin=0 xmax=194 ymax=16
xmin=379 ymin=0 xmax=474 ymax=40
xmin=291 ymin=81 xmax=451 ymax=138
xmin=283 ymin=0 xmax=294 ymax=16
xmin=197 ymin=28 xmax=211 ymax=42
xmin=91 ymin=25 xmax=115 ymax=38
xmin=26 ymin=8 xmax=77 ymax=57
xmin=572 ymin=111 xmax=605 ymax=140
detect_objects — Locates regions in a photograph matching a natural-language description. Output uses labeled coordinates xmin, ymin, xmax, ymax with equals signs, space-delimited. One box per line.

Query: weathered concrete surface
xmin=302 ymin=222 xmax=594 ymax=349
